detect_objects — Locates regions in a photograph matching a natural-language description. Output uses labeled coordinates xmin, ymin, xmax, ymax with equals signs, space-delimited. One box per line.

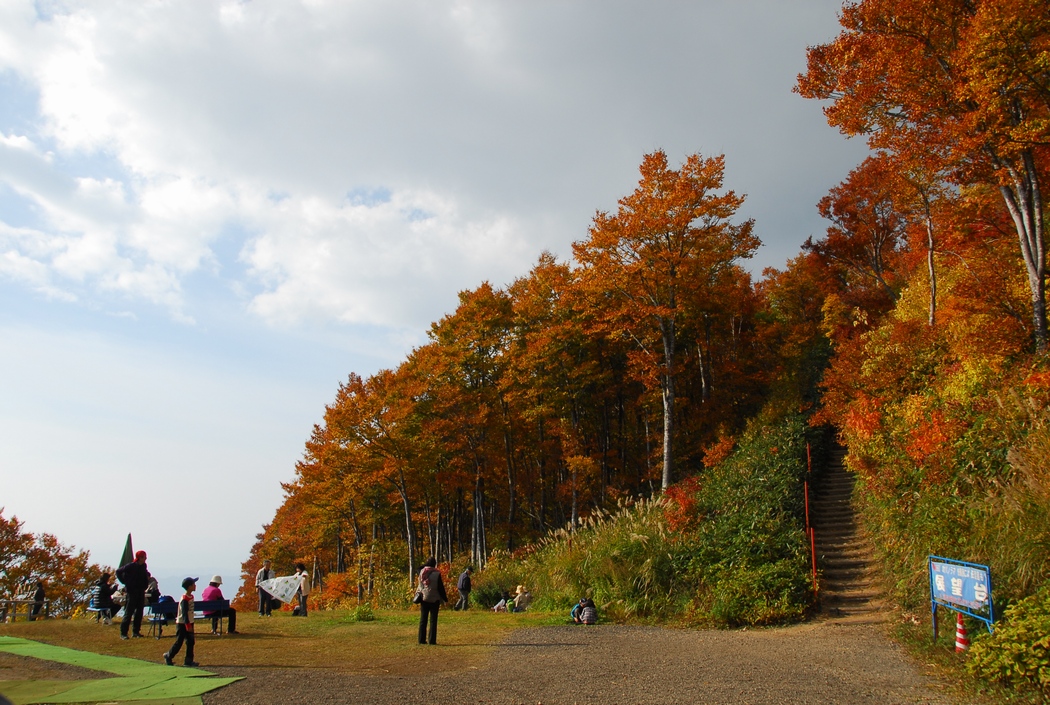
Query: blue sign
xmin=928 ymin=555 xmax=995 ymax=637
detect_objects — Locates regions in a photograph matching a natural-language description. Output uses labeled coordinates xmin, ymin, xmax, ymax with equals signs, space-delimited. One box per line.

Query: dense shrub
xmin=345 ymin=603 xmax=376 ymax=622
xmin=686 ymin=412 xmax=813 ymax=626
xmin=968 ymin=581 xmax=1050 ymax=697
xmin=474 ymin=412 xmax=815 ymax=626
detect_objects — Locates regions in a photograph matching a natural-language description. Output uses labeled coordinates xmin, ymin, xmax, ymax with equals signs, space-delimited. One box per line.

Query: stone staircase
xmin=811 ymin=445 xmax=885 ymax=619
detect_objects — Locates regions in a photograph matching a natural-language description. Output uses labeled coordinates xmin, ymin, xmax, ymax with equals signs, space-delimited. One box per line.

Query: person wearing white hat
xmin=201 ymin=575 xmax=238 ymax=635
xmin=513 ymin=585 xmax=532 ymax=612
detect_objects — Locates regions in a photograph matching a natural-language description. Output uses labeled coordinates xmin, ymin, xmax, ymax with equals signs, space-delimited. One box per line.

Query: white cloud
xmin=243 ymin=188 xmax=525 ymax=328
xmin=0 ymin=0 xmax=866 ymax=330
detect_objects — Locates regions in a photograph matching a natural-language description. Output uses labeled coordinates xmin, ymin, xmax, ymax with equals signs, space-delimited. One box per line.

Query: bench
xmin=0 ymin=598 xmax=49 ymax=622
xmin=146 ymin=599 xmax=230 ymax=639
xmin=87 ymin=599 xmax=120 ymax=623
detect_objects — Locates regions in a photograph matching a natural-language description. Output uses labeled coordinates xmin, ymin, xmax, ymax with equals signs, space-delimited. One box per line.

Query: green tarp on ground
xmin=0 ymin=636 xmax=242 ymax=704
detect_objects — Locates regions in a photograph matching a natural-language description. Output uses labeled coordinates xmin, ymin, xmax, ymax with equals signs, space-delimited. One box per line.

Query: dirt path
xmin=202 ymin=618 xmax=966 ymax=705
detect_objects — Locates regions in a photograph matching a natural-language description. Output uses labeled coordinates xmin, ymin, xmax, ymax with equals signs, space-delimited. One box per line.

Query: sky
xmin=0 ymin=0 xmax=869 ymax=597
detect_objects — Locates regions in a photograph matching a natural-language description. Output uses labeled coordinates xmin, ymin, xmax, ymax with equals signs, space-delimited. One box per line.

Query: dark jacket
xmin=116 ymin=561 xmax=151 ymax=596
xmin=457 ymin=570 xmax=472 ymax=592
xmin=94 ymin=579 xmax=117 ymax=608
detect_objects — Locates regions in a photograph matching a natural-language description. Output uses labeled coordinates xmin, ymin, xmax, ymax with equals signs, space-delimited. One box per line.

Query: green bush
xmin=967 ymin=581 xmax=1050 ymax=697
xmin=473 ymin=550 xmax=527 ymax=608
xmin=346 ymin=603 xmax=376 ymax=622
xmin=707 ymin=560 xmax=810 ymax=627
xmin=488 ymin=411 xmax=815 ymax=627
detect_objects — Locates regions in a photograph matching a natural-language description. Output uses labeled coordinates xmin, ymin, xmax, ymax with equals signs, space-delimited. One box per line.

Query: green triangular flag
xmin=119 ymin=533 xmax=134 ymax=568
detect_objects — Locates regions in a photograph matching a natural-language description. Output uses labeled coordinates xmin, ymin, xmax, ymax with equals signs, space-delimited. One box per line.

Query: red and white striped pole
xmin=955 ymin=612 xmax=969 ymax=652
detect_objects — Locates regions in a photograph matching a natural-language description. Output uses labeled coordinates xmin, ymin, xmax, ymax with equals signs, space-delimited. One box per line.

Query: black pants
xmin=121 ymin=595 xmax=144 ymax=636
xmin=454 ymin=591 xmax=470 ymax=610
xmin=258 ymin=588 xmax=272 ymax=616
xmin=167 ymin=624 xmax=195 ymax=664
xmin=210 ymin=608 xmax=237 ymax=633
xmin=418 ymin=601 xmax=440 ymax=644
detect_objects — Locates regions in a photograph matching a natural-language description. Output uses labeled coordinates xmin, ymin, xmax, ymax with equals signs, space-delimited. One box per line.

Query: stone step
xmin=812 ymin=444 xmax=885 ymax=619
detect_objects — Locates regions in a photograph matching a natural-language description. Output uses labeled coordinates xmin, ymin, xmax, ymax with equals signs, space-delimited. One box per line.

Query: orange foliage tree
xmin=0 ymin=510 xmax=104 ymax=616
xmin=797 ymin=0 xmax=1050 ymax=351
xmin=241 ymin=152 xmax=777 ymax=605
xmin=573 ymin=151 xmax=759 ymax=489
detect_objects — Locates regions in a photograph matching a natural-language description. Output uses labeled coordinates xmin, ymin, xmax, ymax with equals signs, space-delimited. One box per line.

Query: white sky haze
xmin=0 ymin=0 xmax=867 ymax=595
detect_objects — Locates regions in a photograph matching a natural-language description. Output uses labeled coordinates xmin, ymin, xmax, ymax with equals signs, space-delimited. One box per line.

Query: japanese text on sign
xmin=930 ymin=560 xmax=990 ymax=610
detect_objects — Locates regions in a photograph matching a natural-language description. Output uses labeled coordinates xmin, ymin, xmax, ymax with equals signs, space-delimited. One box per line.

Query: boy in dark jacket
xmin=164 ymin=577 xmax=199 ymax=667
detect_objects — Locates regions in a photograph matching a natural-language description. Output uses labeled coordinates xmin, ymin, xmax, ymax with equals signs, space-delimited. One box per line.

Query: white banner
xmin=258 ymin=575 xmax=301 ymax=604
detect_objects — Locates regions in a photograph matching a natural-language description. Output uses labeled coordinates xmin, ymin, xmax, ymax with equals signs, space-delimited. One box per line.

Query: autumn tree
xmin=573 ymin=151 xmax=758 ymax=490
xmin=804 ymin=155 xmax=908 ymax=318
xmin=0 ymin=510 xmax=103 ymax=616
xmin=323 ymin=370 xmax=428 ymax=582
xmin=797 ymin=0 xmax=1050 ymax=350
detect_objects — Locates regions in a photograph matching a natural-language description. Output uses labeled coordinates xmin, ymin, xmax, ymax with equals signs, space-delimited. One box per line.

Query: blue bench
xmin=147 ymin=599 xmax=230 ymax=638
xmin=86 ymin=599 xmax=116 ymax=623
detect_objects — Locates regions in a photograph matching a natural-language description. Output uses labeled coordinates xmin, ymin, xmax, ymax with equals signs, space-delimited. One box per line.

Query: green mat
xmin=0 ymin=636 xmax=242 ymax=704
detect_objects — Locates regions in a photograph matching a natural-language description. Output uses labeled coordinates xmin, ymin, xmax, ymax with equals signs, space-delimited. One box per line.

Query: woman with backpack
xmin=416 ymin=557 xmax=448 ymax=645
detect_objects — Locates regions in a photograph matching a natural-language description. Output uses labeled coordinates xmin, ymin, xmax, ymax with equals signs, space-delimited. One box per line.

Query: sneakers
xmin=120 ymin=635 xmax=129 ymax=640
xmin=163 ymin=653 xmax=173 ymax=666
xmin=184 ymin=661 xmax=200 ymax=667
xmin=131 ymin=633 xmax=144 ymax=638
xmin=210 ymin=630 xmax=219 ymax=636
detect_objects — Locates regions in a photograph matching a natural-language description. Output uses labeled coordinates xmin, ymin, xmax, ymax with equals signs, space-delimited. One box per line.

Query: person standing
xmin=416 ymin=557 xmax=448 ymax=645
xmin=116 ymin=550 xmax=151 ymax=639
xmin=201 ymin=575 xmax=238 ymax=634
xmin=29 ymin=581 xmax=45 ymax=621
xmin=294 ymin=563 xmax=311 ymax=617
xmin=454 ymin=566 xmax=472 ymax=611
xmin=256 ymin=560 xmax=275 ymax=616
xmin=164 ymin=577 xmax=199 ymax=667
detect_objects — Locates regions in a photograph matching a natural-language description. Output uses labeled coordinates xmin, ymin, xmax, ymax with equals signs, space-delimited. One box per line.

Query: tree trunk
xmin=660 ymin=318 xmax=676 ymax=491
xmin=394 ymin=472 xmax=416 ymax=584
xmin=993 ymin=148 xmax=1045 ymax=352
xmin=925 ymin=210 xmax=937 ymax=327
xmin=503 ymin=419 xmax=516 ymax=551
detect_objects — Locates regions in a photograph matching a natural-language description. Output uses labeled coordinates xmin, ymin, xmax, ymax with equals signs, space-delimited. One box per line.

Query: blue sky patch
xmin=346 ymin=186 xmax=392 ymax=207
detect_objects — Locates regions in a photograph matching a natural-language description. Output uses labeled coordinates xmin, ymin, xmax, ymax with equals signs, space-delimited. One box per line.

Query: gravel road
xmin=202 ymin=617 xmax=968 ymax=705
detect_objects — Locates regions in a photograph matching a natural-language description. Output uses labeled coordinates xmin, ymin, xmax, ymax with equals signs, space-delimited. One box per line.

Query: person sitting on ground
xmin=93 ymin=572 xmax=119 ymax=624
xmin=570 ymin=598 xmax=587 ymax=623
xmin=492 ymin=590 xmax=511 ymax=613
xmin=512 ymin=585 xmax=532 ymax=612
xmin=201 ymin=575 xmax=238 ymax=634
xmin=572 ymin=597 xmax=598 ymax=625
